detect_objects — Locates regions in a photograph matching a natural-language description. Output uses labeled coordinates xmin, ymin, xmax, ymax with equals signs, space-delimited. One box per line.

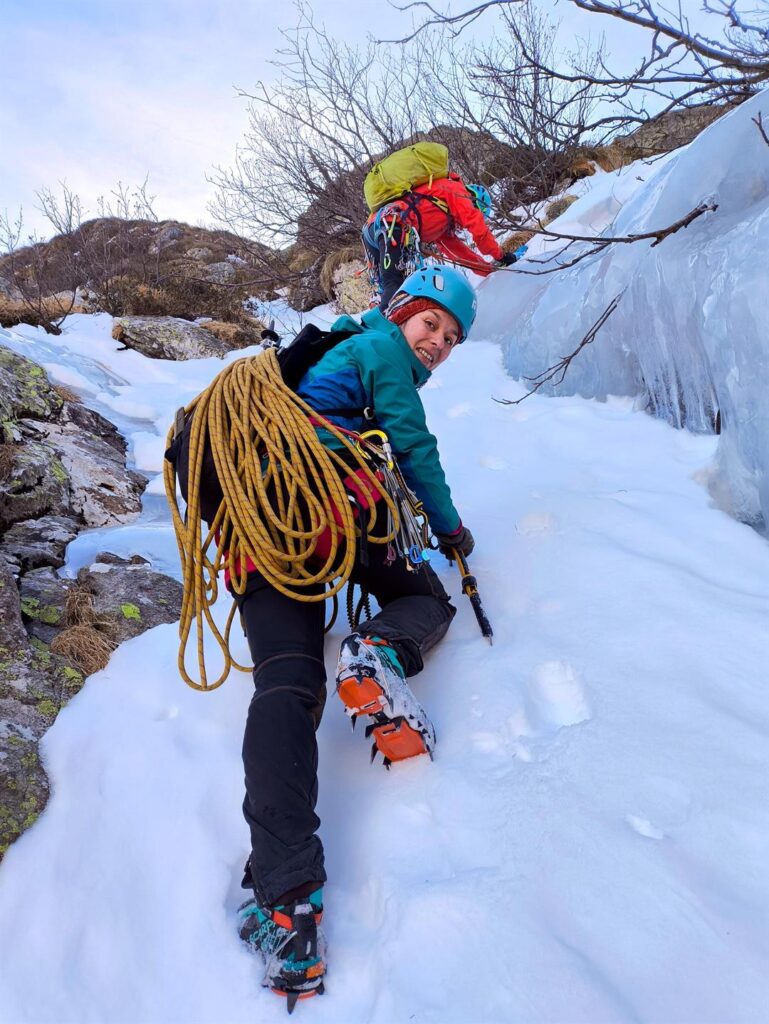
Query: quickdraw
xmin=354 ymin=428 xmax=432 ymax=571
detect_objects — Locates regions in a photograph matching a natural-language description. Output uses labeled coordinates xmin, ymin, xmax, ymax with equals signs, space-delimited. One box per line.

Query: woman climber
xmin=233 ymin=265 xmax=478 ymax=1007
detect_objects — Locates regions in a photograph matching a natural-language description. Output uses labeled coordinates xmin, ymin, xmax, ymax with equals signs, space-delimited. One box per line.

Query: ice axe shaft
xmin=452 ymin=549 xmax=493 ymax=644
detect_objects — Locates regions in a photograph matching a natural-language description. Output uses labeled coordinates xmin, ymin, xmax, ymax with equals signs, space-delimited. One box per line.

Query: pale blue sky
xmin=0 ymin=0 xmax=707 ymax=239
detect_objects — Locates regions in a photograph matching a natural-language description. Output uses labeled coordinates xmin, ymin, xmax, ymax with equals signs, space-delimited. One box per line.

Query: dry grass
xmin=53 ymin=383 xmax=81 ymax=404
xmin=0 ymin=295 xmax=85 ymax=329
xmin=51 ymin=624 xmax=118 ymax=676
xmin=544 ymin=195 xmax=579 ymax=224
xmin=202 ymin=319 xmax=264 ymax=348
xmin=0 ymin=443 xmax=18 ymax=481
xmin=63 ymin=584 xmax=98 ymax=626
xmin=501 ymin=230 xmax=536 ymax=254
xmin=49 ymin=583 xmax=120 ymax=675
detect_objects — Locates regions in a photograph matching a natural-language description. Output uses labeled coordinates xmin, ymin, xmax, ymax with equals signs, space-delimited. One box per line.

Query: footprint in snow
xmin=517 ymin=511 xmax=558 ymax=537
xmin=511 ymin=661 xmax=592 ymax=761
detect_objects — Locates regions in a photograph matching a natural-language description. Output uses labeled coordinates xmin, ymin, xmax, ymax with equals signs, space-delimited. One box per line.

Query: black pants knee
xmin=235 ymin=572 xmax=328 ymax=907
xmin=235 ymin=526 xmax=456 ymax=906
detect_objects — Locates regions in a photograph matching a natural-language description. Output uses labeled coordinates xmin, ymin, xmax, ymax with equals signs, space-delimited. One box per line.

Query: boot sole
xmin=337 ymin=674 xmax=431 ymax=763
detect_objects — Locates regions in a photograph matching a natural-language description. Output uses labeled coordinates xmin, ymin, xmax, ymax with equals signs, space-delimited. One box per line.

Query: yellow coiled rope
xmin=164 ymin=348 xmax=399 ymax=692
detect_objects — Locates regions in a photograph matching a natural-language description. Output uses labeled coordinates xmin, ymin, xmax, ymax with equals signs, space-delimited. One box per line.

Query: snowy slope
xmin=1 ymin=311 xmax=768 ymax=1023
xmin=476 ymin=90 xmax=769 ymax=527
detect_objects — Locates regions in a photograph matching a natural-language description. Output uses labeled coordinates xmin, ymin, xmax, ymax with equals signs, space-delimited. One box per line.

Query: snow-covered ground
xmin=1 ymin=301 xmax=768 ymax=1022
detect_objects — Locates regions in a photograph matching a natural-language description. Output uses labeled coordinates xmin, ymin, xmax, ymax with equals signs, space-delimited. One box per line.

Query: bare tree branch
xmin=753 ymin=110 xmax=769 ymax=146
xmin=493 ymin=292 xmax=624 ymax=404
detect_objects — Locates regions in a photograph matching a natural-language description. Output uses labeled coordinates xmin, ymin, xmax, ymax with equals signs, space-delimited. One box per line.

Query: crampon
xmin=238 ymin=889 xmax=326 ymax=1014
xmin=336 ymin=634 xmax=436 ymax=768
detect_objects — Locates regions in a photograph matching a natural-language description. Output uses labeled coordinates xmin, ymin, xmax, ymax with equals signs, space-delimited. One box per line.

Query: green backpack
xmin=364 ymin=142 xmax=449 ymax=213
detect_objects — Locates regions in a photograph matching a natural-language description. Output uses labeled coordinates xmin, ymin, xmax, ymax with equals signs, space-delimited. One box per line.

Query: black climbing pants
xmin=362 ymin=220 xmax=408 ymax=310
xmin=233 ymin=536 xmax=456 ymax=908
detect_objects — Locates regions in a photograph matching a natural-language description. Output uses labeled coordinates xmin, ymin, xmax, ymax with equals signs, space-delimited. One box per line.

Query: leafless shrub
xmin=209 ymin=1 xmax=607 ymax=290
xmin=0 ymin=210 xmax=77 ymax=335
xmin=393 ymin=0 xmax=768 ymax=122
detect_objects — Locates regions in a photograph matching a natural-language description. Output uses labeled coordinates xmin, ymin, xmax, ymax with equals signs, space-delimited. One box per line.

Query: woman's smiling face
xmin=401 ymin=306 xmax=461 ymax=370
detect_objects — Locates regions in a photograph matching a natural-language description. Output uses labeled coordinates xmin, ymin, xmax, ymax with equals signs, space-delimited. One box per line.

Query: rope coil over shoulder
xmin=164 ymin=347 xmax=401 ymax=692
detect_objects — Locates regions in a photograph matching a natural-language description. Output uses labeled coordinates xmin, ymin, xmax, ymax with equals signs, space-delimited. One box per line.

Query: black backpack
xmin=164 ymin=323 xmax=356 ymax=527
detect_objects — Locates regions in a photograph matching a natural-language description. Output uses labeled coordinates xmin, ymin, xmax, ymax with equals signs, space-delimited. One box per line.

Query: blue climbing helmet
xmin=467 ymin=183 xmax=492 ymax=218
xmin=393 ymin=265 xmax=477 ymax=342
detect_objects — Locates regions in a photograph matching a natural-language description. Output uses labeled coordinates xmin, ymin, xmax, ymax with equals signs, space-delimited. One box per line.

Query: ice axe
xmin=451 ymin=549 xmax=493 ymax=644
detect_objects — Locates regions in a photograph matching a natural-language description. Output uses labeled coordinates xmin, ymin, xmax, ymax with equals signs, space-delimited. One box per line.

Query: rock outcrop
xmin=111 ymin=316 xmax=238 ymax=360
xmin=0 ymin=343 xmax=181 ymax=861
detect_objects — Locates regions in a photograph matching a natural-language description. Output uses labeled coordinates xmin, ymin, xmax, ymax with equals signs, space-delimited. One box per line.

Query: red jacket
xmin=372 ymin=173 xmax=503 ymax=276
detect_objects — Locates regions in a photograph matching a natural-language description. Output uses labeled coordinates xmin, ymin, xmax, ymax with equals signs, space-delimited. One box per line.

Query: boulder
xmin=27 ymin=418 xmax=145 ymax=527
xmin=204 ymin=261 xmax=237 ymax=285
xmin=0 ymin=515 xmax=80 ymax=572
xmin=111 ymin=316 xmax=233 ymax=360
xmin=150 ymin=223 xmax=185 ymax=253
xmin=0 ymin=347 xmax=63 ymax=430
xmin=77 ymin=553 xmax=183 ymax=644
xmin=0 ymin=438 xmax=71 ymax=529
xmin=0 ymin=559 xmax=84 ymax=860
xmin=331 ymin=258 xmax=371 ymax=314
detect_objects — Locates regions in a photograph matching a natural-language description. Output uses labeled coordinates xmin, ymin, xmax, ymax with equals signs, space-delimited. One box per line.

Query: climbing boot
xmin=237 ymin=888 xmax=326 ymax=1013
xmin=336 ymin=633 xmax=436 ymax=767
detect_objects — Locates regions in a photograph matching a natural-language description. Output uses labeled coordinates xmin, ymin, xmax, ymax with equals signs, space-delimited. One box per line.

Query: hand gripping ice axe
xmin=451 ymin=549 xmax=493 ymax=644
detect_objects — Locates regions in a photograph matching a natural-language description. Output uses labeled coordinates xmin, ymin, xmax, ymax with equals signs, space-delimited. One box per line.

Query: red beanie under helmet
xmin=385 ymin=296 xmax=444 ymax=329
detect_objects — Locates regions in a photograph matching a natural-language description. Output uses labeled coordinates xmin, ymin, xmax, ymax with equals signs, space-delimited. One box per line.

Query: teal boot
xmin=237 ymin=888 xmax=326 ymax=1012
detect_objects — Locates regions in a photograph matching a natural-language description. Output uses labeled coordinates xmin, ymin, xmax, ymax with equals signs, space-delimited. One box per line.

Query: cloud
xmin=1 ymin=0 xmax=386 ymax=236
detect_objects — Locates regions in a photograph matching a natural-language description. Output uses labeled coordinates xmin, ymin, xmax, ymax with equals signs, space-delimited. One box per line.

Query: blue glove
xmin=513 ymin=244 xmax=529 ymax=259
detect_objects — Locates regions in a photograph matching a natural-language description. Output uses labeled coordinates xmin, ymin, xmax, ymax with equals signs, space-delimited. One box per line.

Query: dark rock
xmin=0 ymin=347 xmax=63 ymax=432
xmin=94 ymin=551 xmax=149 ymax=567
xmin=0 ymin=438 xmax=71 ymax=529
xmin=0 ymin=559 xmax=84 ymax=860
xmin=1 ymin=515 xmax=80 ymax=572
xmin=18 ymin=567 xmax=73 ymax=645
xmin=59 ymin=401 xmax=127 ymax=456
xmin=77 ymin=556 xmax=183 ymax=643
xmin=0 ymin=705 xmax=50 ymax=859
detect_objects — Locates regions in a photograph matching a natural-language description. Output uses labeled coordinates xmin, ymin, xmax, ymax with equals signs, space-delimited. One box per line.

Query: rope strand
xmin=164 ymin=348 xmax=399 ymax=691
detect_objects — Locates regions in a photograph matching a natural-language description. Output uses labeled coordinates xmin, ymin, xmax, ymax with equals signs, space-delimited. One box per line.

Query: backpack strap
xmin=398 ymin=191 xmax=451 ymax=233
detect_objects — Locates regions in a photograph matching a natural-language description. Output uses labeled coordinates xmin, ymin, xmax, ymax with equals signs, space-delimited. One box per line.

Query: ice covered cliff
xmin=475 ymin=91 xmax=769 ymax=526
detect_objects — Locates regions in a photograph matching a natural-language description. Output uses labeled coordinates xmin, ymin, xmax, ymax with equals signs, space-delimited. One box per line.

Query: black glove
xmin=434 ymin=523 xmax=475 ymax=560
xmin=498 ymin=250 xmax=518 ymax=267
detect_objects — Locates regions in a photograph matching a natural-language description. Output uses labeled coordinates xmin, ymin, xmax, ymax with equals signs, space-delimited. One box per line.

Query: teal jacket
xmin=294 ymin=308 xmax=461 ymax=535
